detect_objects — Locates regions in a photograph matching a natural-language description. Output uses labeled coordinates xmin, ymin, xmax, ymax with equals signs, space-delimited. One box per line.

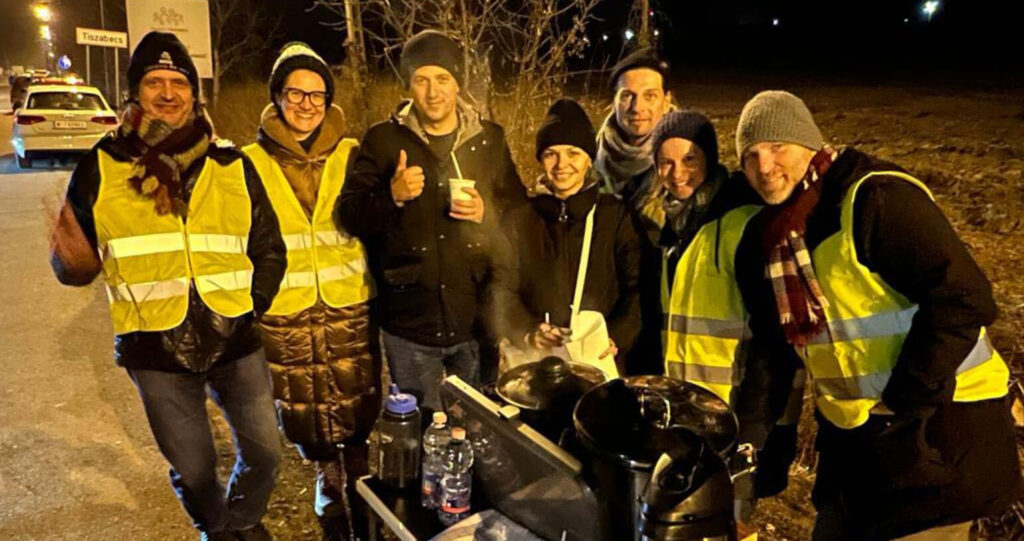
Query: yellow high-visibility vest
xmin=807 ymin=171 xmax=1008 ymax=429
xmin=93 ymin=150 xmax=254 ymax=335
xmin=665 ymin=205 xmax=761 ymax=403
xmin=243 ymin=139 xmax=373 ymax=316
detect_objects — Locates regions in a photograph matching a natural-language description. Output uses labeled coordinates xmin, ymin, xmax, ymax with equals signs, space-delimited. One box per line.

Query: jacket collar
xmin=815 ymin=146 xmax=906 ymax=213
xmin=531 ymin=181 xmax=600 ymax=224
xmin=391 ymin=98 xmax=483 ymax=157
xmin=256 ymin=103 xmax=346 ymax=162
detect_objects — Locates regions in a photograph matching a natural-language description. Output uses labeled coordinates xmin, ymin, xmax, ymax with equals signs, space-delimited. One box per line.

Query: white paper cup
xmin=449 ymin=178 xmax=476 ymax=202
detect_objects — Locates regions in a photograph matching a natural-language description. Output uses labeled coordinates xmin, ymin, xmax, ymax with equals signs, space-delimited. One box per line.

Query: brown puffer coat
xmin=254 ymin=104 xmax=382 ymax=461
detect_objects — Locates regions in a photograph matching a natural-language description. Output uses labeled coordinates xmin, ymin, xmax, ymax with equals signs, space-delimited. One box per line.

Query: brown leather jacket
xmin=255 ymin=104 xmax=382 ymax=460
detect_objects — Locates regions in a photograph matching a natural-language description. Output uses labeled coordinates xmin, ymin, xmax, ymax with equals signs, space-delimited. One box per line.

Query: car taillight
xmin=15 ymin=115 xmax=46 ymax=125
xmin=91 ymin=116 xmax=118 ymax=126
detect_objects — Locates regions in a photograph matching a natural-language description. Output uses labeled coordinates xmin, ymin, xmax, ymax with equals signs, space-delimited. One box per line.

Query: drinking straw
xmin=450 ymin=151 xmax=464 ymax=180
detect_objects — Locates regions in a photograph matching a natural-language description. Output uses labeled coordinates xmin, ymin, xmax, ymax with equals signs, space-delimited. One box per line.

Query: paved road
xmin=0 ymin=101 xmax=196 ymax=538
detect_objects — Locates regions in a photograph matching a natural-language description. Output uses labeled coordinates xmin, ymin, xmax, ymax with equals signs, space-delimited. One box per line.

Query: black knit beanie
xmin=127 ymin=31 xmax=199 ymax=100
xmin=268 ymin=42 xmax=334 ymax=110
xmin=400 ymin=30 xmax=463 ymax=87
xmin=610 ymin=47 xmax=670 ymax=91
xmin=535 ymin=98 xmax=597 ymax=161
xmin=652 ymin=110 xmax=720 ymax=168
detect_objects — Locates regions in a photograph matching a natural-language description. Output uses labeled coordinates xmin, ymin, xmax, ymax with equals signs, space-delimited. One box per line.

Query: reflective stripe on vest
xmin=243 ymin=140 xmax=374 ymax=316
xmin=664 ymin=204 xmax=761 ymax=403
xmin=93 ymin=150 xmax=255 ymax=335
xmin=807 ymin=170 xmax=1009 ymax=429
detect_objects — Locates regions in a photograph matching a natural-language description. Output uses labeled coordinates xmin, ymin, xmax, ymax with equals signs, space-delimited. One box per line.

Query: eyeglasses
xmin=282 ymin=87 xmax=327 ymax=107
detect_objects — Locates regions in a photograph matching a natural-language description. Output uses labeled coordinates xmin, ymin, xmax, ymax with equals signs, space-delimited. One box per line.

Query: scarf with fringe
xmin=760 ymin=147 xmax=837 ymax=346
xmin=118 ymin=102 xmax=211 ymax=216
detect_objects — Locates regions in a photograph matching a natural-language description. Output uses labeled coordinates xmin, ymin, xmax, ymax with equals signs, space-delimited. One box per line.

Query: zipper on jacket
xmin=558 ymin=201 xmax=568 ymax=223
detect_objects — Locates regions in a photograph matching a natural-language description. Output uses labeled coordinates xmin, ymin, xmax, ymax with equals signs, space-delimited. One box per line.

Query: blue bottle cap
xmin=386 ymin=383 xmax=419 ymax=414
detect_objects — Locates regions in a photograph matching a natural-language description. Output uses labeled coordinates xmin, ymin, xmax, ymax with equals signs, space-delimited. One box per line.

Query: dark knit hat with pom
xmin=268 ymin=42 xmax=334 ymax=110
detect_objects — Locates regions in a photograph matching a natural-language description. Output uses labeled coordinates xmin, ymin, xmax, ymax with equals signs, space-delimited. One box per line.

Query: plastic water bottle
xmin=421 ymin=411 xmax=452 ymax=508
xmin=438 ymin=427 xmax=474 ymax=525
xmin=377 ymin=384 xmax=421 ymax=489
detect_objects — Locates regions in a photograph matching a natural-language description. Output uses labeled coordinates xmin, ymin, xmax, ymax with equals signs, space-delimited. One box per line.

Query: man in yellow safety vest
xmin=49 ymin=31 xmax=286 ymax=541
xmin=732 ymin=90 xmax=1021 ymax=540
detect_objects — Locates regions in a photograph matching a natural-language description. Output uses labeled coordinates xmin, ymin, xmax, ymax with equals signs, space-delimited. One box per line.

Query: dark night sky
xmin=1 ymin=1 xmax=1020 ymax=78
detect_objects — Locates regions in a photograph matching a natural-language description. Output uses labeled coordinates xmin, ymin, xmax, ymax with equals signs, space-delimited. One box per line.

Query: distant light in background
xmin=602 ymin=33 xmax=609 ymax=42
xmin=772 ymin=18 xmax=781 ymax=27
xmin=39 ymin=25 xmax=52 ymax=41
xmin=624 ymin=29 xmax=635 ymax=41
xmin=921 ymin=0 xmax=940 ymax=21
xmin=904 ymin=18 xmax=910 ymax=23
xmin=33 ymin=5 xmax=53 ymax=22
xmin=653 ymin=29 xmax=660 ymax=37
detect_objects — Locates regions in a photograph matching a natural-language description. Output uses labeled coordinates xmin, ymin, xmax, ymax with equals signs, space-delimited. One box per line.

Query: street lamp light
xmin=39 ymin=25 xmax=52 ymax=41
xmin=921 ymin=0 xmax=940 ymax=21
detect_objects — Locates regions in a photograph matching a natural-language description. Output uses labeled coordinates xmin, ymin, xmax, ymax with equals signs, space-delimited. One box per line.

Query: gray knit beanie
xmin=735 ymin=90 xmax=823 ymax=159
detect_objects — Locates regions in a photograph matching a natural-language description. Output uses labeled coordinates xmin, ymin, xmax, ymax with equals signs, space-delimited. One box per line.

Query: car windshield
xmin=27 ymin=92 xmax=106 ymax=111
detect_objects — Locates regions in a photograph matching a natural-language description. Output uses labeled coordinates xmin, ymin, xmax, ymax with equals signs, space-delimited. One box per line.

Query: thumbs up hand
xmin=391 ymin=149 xmax=425 ymax=205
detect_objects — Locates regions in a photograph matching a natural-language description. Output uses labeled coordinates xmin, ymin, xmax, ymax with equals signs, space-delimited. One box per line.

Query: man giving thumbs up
xmin=336 ymin=30 xmax=526 ymax=413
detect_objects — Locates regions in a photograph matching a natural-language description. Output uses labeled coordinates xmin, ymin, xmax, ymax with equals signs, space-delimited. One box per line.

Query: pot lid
xmin=496 ymin=356 xmax=607 ymax=411
xmin=573 ymin=376 xmax=738 ymax=466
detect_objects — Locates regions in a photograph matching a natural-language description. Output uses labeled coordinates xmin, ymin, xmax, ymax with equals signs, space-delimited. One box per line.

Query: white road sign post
xmin=76 ymin=27 xmax=129 ymax=102
xmin=125 ymin=0 xmax=213 ymax=79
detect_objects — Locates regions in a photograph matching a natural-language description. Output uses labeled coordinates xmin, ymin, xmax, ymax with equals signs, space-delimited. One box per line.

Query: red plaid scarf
xmin=760 ymin=148 xmax=836 ymax=346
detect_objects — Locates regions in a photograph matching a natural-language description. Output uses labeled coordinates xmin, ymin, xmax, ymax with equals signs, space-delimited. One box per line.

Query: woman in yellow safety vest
xmin=652 ymin=111 xmax=759 ymax=397
xmin=244 ymin=43 xmax=379 ymax=541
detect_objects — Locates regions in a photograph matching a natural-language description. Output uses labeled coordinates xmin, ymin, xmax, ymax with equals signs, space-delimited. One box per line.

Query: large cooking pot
xmin=495 ymin=356 xmax=607 ymax=442
xmin=572 ymin=376 xmax=738 ymax=541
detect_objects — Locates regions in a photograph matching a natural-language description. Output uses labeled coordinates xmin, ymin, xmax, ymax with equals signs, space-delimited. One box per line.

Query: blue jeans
xmin=127 ymin=348 xmax=281 ymax=533
xmin=380 ymin=330 xmax=480 ymax=412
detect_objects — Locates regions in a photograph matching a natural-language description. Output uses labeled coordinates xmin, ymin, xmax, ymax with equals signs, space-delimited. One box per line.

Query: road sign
xmin=75 ymin=27 xmax=129 ymax=48
xmin=58 ymin=55 xmax=72 ymax=71
xmin=125 ymin=0 xmax=213 ymax=79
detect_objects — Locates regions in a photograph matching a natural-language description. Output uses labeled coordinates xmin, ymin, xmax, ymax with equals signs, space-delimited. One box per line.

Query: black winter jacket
xmin=336 ymin=100 xmax=526 ymax=347
xmin=495 ymin=183 xmax=643 ymax=368
xmin=735 ymin=147 xmax=1021 ymax=537
xmin=57 ymin=133 xmax=287 ymax=373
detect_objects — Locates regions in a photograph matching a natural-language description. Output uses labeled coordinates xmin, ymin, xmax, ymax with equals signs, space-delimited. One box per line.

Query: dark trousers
xmin=380 ymin=329 xmax=480 ymax=413
xmin=315 ymin=443 xmax=371 ymax=540
xmin=128 ymin=348 xmax=281 ymax=533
